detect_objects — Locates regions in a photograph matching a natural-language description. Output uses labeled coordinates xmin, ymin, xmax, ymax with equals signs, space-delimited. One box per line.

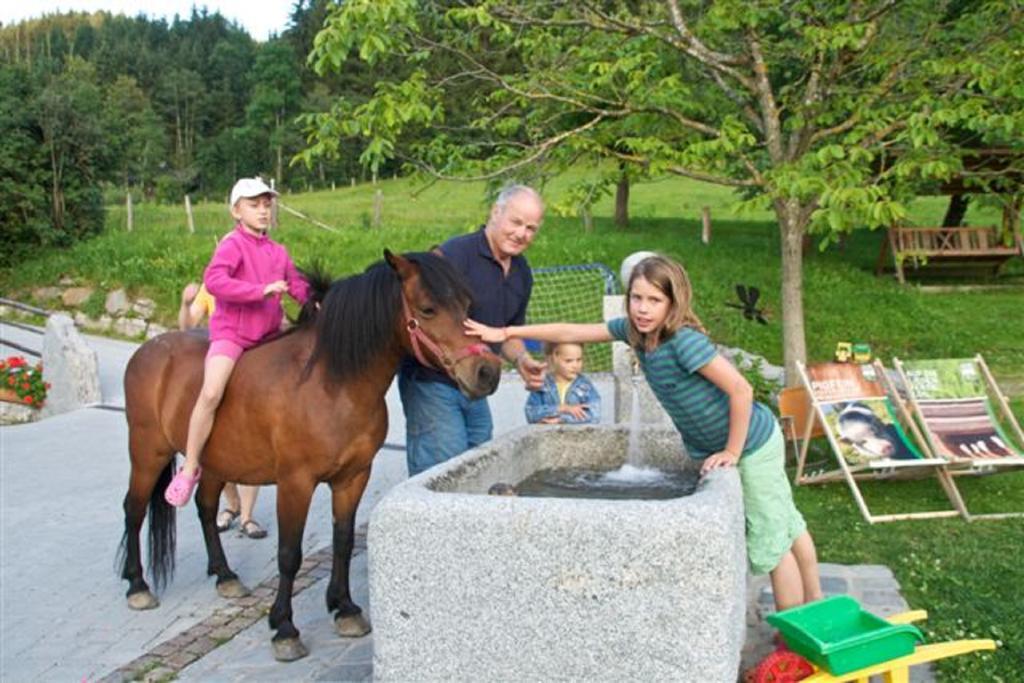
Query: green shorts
xmin=738 ymin=423 xmax=807 ymax=575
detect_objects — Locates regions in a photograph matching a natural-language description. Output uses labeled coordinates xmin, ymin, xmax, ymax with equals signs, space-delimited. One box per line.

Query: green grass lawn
xmin=2 ymin=174 xmax=1022 ymax=680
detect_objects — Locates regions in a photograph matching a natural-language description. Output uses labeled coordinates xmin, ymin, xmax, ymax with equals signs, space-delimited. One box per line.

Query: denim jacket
xmin=524 ymin=374 xmax=601 ymax=424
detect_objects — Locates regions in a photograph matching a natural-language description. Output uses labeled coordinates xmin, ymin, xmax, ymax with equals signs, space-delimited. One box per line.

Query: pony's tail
xmin=147 ymin=460 xmax=177 ymax=592
xmin=113 ymin=458 xmax=177 ymax=593
xmin=296 ymin=260 xmax=333 ymax=326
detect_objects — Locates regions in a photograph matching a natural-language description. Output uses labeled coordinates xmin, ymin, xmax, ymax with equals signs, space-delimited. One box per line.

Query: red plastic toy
xmin=746 ymin=647 xmax=815 ymax=683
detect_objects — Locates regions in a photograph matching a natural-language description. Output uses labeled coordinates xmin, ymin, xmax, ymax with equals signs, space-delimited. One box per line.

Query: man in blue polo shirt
xmin=399 ymin=185 xmax=547 ymax=475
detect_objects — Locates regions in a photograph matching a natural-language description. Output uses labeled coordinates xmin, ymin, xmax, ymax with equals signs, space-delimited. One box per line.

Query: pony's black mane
xmin=296 ymin=260 xmax=333 ymax=327
xmin=306 ymin=251 xmax=472 ymax=383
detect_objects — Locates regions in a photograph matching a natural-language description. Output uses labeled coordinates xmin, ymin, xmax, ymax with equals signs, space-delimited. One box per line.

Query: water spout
xmin=626 ymin=374 xmax=643 ymax=465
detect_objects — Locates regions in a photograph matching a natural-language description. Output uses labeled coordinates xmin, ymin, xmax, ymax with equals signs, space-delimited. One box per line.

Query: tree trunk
xmin=174 ymin=108 xmax=183 ymax=163
xmin=615 ymin=172 xmax=630 ymax=228
xmin=942 ymin=194 xmax=969 ymax=227
xmin=774 ymin=199 xmax=808 ymax=387
xmin=276 ymin=145 xmax=283 ymax=188
xmin=276 ymin=113 xmax=284 ymax=187
xmin=49 ymin=145 xmax=64 ymax=231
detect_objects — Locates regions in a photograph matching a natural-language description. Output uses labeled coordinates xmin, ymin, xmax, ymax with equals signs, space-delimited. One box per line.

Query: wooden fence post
xmin=126 ymin=192 xmax=133 ymax=232
xmin=373 ymin=189 xmax=383 ymax=229
xmin=185 ymin=195 xmax=195 ymax=234
xmin=701 ymin=206 xmax=712 ymax=244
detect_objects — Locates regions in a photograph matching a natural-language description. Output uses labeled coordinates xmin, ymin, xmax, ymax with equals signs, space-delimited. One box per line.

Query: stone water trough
xmin=368 ymin=424 xmax=747 ymax=681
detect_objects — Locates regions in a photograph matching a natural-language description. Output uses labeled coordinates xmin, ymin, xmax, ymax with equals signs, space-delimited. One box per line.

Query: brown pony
xmin=118 ymin=250 xmax=501 ymax=661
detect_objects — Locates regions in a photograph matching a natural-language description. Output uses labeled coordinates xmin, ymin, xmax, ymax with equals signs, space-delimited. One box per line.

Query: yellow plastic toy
xmin=852 ymin=343 xmax=872 ymax=364
xmin=800 ymin=609 xmax=995 ymax=683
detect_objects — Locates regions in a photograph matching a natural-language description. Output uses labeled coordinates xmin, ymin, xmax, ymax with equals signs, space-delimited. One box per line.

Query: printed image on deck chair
xmin=794 ymin=361 xmax=968 ymax=524
xmin=894 ymin=355 xmax=1024 ymax=520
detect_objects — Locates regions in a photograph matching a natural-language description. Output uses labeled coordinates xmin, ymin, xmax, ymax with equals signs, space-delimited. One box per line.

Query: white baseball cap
xmin=620 ymin=250 xmax=659 ymax=291
xmin=230 ymin=177 xmax=278 ymax=207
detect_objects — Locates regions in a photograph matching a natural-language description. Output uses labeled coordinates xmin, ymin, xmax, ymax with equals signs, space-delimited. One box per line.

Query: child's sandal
xmin=164 ymin=467 xmax=202 ymax=507
xmin=216 ymin=508 xmax=240 ymax=532
xmin=240 ymin=520 xmax=268 ymax=539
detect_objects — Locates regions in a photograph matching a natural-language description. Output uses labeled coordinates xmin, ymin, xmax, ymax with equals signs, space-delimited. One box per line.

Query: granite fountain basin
xmin=368 ymin=424 xmax=747 ymax=681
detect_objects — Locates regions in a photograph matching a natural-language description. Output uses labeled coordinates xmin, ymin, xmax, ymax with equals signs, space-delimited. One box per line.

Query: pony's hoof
xmin=216 ymin=578 xmax=251 ymax=599
xmin=127 ymin=590 xmax=160 ymax=610
xmin=335 ymin=612 xmax=372 ymax=638
xmin=272 ymin=637 xmax=309 ymax=662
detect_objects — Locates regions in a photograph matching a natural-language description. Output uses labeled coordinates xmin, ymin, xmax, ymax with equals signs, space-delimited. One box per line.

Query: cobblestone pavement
xmin=98 ymin=539 xmax=365 ymax=683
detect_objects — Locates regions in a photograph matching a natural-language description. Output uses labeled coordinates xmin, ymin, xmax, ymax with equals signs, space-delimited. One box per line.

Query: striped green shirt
xmin=608 ymin=318 xmax=775 ymax=459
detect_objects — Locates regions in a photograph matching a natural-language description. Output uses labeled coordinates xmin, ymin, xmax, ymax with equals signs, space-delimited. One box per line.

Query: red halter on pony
xmin=402 ymin=295 xmax=489 ymax=372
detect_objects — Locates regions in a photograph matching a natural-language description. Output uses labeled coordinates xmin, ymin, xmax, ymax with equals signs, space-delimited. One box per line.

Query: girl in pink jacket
xmin=165 ymin=178 xmax=309 ymax=507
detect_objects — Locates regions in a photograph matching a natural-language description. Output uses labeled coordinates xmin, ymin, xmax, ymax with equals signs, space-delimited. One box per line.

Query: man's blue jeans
xmin=398 ymin=366 xmax=493 ymax=476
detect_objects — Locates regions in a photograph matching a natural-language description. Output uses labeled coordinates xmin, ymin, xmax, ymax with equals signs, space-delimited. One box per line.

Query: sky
xmin=0 ymin=1 xmax=295 ymax=41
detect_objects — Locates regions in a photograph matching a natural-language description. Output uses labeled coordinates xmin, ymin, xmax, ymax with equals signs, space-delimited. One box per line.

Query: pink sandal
xmin=164 ymin=467 xmax=202 ymax=507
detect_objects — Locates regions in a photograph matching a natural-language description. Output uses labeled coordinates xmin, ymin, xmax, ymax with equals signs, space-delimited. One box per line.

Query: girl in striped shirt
xmin=465 ymin=253 xmax=821 ymax=612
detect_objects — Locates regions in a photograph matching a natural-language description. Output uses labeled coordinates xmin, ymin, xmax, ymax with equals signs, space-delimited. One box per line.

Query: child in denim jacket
xmin=525 ymin=342 xmax=601 ymax=424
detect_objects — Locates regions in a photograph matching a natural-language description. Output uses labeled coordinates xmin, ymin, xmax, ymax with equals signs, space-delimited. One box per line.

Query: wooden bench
xmin=876 ymin=224 xmax=1023 ymax=284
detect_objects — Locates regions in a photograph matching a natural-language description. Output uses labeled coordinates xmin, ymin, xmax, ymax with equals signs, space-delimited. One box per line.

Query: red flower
xmin=2 ymin=355 xmax=47 ymax=407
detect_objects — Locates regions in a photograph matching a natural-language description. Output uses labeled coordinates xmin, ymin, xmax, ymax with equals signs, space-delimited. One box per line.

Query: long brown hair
xmin=624 ymin=254 xmax=705 ymax=351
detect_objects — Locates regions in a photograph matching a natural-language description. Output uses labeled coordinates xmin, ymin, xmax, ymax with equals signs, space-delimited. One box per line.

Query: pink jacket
xmin=204 ymin=225 xmax=310 ymax=347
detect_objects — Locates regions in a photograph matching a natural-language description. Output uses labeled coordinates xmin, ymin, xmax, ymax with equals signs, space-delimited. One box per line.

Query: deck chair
xmin=778 ymin=386 xmax=825 ymax=466
xmin=893 ymin=355 xmax=1024 ymax=520
xmin=794 ymin=360 xmax=968 ymax=524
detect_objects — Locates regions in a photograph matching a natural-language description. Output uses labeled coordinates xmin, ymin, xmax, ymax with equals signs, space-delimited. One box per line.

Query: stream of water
xmin=514 ymin=377 xmax=698 ymax=500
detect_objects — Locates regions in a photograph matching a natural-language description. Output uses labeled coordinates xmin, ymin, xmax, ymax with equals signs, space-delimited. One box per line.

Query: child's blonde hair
xmin=625 ymin=254 xmax=705 ymax=350
xmin=542 ymin=341 xmax=583 ymax=359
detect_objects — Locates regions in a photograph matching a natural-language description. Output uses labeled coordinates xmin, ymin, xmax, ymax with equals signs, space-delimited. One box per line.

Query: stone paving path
xmin=94 ymin=556 xmax=934 ymax=683
xmin=98 ymin=540 xmax=365 ymax=683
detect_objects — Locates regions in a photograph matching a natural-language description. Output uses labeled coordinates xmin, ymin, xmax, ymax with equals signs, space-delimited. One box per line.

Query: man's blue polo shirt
xmin=403 ymin=227 xmax=533 ymax=384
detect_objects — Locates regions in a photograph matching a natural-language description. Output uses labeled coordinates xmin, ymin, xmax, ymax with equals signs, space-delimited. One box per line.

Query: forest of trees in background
xmin=0 ymin=1 xmax=394 ymax=261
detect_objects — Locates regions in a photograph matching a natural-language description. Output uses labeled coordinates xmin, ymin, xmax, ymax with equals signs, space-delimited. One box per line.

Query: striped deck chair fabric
xmin=795 ymin=361 xmax=967 ymax=523
xmin=894 ymin=355 xmax=1023 ymax=520
xmin=896 ymin=357 xmax=1024 ymax=464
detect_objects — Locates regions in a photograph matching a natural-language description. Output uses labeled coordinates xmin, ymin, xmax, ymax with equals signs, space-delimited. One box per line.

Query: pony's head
xmin=385 ymin=249 xmax=502 ymax=398
xmin=308 ymin=250 xmax=501 ymax=399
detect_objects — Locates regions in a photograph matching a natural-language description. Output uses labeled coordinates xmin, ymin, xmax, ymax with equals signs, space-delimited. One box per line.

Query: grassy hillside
xmin=3 ymin=175 xmax=1021 ymax=385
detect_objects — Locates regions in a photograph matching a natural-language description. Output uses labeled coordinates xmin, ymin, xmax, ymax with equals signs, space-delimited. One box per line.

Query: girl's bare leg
xmin=238 ymin=485 xmax=260 ymax=523
xmin=769 ymin=551 xmax=805 ymax=611
xmin=182 ymin=355 xmax=236 ymax=476
xmin=791 ymin=531 xmax=823 ymax=602
xmin=222 ymin=482 xmax=241 ymax=512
